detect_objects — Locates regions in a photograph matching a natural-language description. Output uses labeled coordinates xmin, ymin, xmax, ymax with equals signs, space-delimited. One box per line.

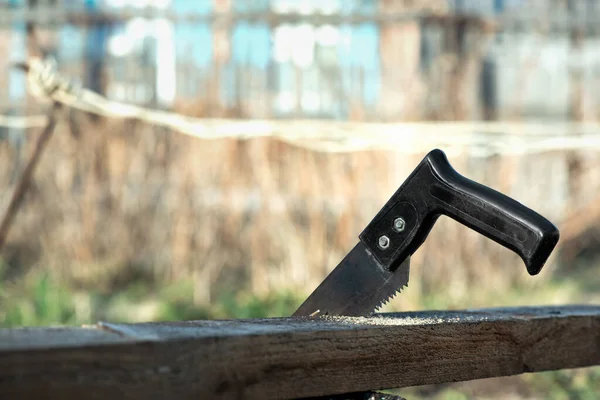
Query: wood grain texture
xmin=0 ymin=306 xmax=598 ymax=400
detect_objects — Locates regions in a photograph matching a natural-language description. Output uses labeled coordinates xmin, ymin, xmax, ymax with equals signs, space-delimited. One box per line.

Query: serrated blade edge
xmin=373 ymin=282 xmax=408 ymax=312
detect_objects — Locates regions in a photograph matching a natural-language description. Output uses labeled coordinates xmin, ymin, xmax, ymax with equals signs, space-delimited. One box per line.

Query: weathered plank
xmin=0 ymin=306 xmax=598 ymax=400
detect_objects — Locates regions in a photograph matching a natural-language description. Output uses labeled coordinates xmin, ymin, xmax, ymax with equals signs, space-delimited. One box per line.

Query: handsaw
xmin=294 ymin=149 xmax=560 ymax=317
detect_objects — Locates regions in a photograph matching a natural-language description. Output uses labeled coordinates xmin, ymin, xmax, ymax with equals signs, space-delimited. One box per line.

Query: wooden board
xmin=0 ymin=306 xmax=598 ymax=400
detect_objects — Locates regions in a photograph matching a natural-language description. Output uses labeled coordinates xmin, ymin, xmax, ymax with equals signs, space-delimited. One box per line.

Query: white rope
xmin=1 ymin=57 xmax=599 ymax=156
xmin=0 ymin=115 xmax=48 ymax=129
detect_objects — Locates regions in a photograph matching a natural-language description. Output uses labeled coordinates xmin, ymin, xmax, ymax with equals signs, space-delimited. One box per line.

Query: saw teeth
xmin=372 ymin=282 xmax=408 ymax=314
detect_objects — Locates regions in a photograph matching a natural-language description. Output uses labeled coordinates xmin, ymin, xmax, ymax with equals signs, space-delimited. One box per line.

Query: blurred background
xmin=0 ymin=0 xmax=599 ymax=398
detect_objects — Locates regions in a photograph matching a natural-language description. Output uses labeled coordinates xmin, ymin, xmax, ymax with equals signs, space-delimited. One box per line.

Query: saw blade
xmin=293 ymin=242 xmax=409 ymax=317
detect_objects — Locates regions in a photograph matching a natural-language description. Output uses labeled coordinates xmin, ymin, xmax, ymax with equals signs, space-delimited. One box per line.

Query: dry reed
xmin=1 ymin=112 xmax=598 ymax=310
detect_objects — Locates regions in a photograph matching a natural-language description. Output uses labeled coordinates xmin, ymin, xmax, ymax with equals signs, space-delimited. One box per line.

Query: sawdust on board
xmin=320 ymin=316 xmax=453 ymax=326
xmin=317 ymin=314 xmax=487 ymax=326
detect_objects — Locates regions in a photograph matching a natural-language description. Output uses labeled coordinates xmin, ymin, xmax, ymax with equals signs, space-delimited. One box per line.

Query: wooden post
xmin=563 ymin=15 xmax=585 ymax=265
xmin=0 ymin=306 xmax=598 ymax=400
xmin=0 ymin=104 xmax=60 ymax=251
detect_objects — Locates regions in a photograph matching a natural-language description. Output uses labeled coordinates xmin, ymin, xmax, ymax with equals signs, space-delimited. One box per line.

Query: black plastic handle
xmin=359 ymin=149 xmax=559 ymax=275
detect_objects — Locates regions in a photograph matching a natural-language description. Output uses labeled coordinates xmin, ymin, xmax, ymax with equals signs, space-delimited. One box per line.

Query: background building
xmin=2 ymin=0 xmax=600 ymax=121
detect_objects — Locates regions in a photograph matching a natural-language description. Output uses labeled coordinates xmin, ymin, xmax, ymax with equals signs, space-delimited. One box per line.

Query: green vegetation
xmin=0 ymin=269 xmax=304 ymax=328
xmin=394 ymin=368 xmax=600 ymax=400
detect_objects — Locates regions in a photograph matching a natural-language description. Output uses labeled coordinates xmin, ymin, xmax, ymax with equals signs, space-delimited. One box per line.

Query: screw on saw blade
xmin=378 ymin=235 xmax=390 ymax=250
xmin=393 ymin=217 xmax=406 ymax=232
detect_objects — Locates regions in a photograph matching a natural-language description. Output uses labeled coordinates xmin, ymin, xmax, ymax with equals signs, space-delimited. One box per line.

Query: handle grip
xmin=359 ymin=149 xmax=559 ymax=275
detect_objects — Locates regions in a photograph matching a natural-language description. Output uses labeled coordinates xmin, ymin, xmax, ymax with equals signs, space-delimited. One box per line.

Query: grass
xmin=393 ymin=368 xmax=600 ymax=400
xmin=0 ymin=266 xmax=305 ymax=328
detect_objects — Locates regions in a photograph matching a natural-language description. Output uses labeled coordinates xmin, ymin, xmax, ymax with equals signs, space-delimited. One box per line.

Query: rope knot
xmin=26 ymin=58 xmax=80 ymax=102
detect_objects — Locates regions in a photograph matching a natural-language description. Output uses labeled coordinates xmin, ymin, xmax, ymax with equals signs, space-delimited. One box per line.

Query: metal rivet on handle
xmin=393 ymin=217 xmax=406 ymax=232
xmin=378 ymin=235 xmax=390 ymax=250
